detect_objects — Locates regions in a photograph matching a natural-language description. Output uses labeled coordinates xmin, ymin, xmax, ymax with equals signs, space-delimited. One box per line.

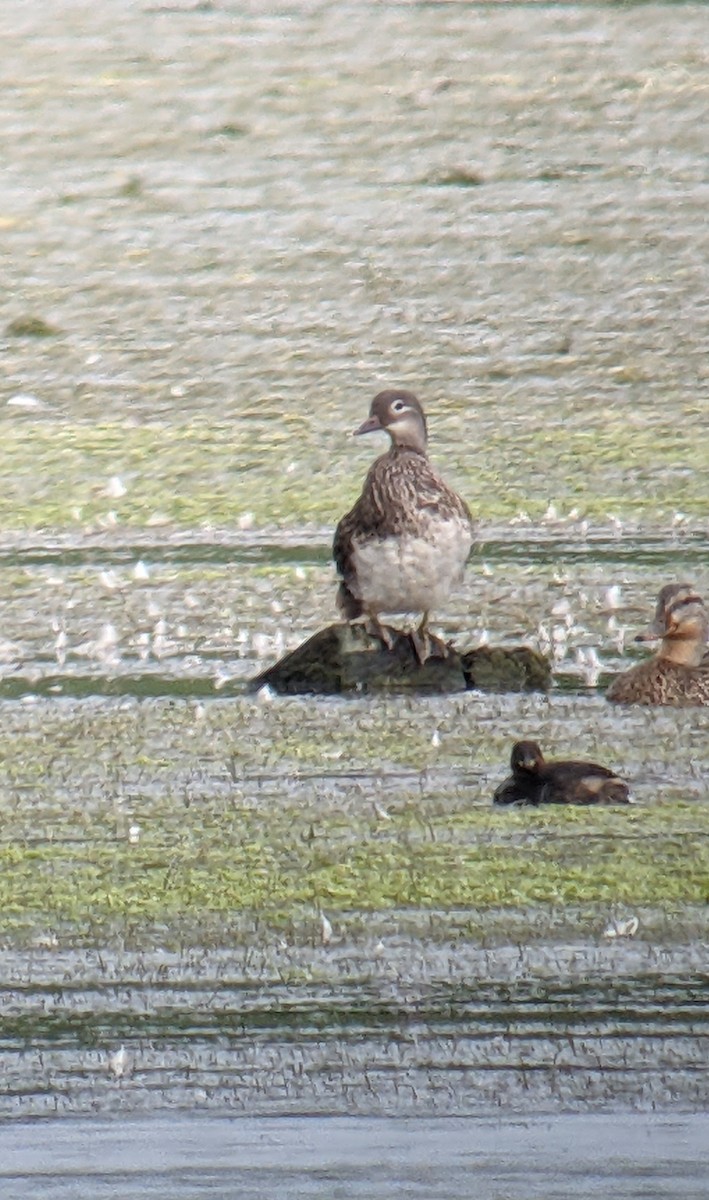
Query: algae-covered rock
xmin=249 ymin=623 xmax=466 ymax=695
xmin=249 ymin=624 xmax=551 ymax=696
xmin=461 ymin=644 xmax=551 ymax=692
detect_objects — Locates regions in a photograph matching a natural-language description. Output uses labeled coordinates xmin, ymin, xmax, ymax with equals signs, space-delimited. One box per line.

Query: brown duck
xmin=606 ymin=583 xmax=709 ymax=706
xmin=493 ymin=740 xmax=631 ymax=806
xmin=333 ymin=390 xmax=474 ymax=658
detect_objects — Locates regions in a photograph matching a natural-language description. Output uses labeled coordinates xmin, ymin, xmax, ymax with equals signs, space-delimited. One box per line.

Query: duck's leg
xmin=364 ymin=609 xmax=396 ymax=651
xmin=338 ymin=586 xmax=396 ymax=650
xmin=410 ymin=612 xmax=449 ymax=664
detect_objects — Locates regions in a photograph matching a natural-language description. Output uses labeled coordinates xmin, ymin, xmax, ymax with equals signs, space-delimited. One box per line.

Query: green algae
xmin=0 ymin=726 xmax=707 ymax=944
xmin=0 ymin=414 xmax=704 ymax=534
xmin=5 ymin=315 xmax=60 ymax=338
xmin=0 ymin=423 xmax=703 ymax=950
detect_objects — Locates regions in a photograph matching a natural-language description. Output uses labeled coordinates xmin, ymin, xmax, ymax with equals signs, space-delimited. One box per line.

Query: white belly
xmin=349 ymin=522 xmax=472 ymax=616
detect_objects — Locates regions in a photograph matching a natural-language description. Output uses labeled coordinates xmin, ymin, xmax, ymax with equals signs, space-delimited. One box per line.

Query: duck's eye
xmin=391 ymin=400 xmax=408 ymax=414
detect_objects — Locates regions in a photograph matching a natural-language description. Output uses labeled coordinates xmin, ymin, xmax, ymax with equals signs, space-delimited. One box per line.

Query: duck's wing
xmin=332 ymin=501 xmax=363 ymax=617
xmin=608 ymin=658 xmax=709 ymax=706
xmin=412 ymin=457 xmax=474 ymax=526
xmin=540 ymin=761 xmax=630 ymax=805
xmin=334 ymin=449 xmax=473 ymax=556
xmin=332 ymin=453 xmax=393 ymax=578
xmin=606 ymin=660 xmax=655 ymax=704
xmin=332 ymin=453 xmax=398 ymax=617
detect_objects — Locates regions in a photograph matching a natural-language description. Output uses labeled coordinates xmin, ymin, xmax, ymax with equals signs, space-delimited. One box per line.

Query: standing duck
xmin=493 ymin=740 xmax=631 ymax=806
xmin=606 ymin=583 xmax=709 ymax=706
xmin=333 ymin=390 xmax=474 ymax=660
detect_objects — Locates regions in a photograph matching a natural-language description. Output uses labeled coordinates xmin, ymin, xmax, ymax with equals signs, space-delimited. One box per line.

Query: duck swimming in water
xmin=606 ymin=583 xmax=709 ymax=706
xmin=493 ymin=740 xmax=631 ymax=806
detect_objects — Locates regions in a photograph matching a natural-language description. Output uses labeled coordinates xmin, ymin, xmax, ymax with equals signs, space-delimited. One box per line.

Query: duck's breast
xmin=349 ymin=514 xmax=472 ymax=614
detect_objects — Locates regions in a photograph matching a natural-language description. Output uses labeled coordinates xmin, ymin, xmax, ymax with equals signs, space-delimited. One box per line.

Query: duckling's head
xmin=354 ymin=390 xmax=428 ymax=453
xmin=636 ymin=584 xmax=708 ymax=666
xmin=510 ymin=740 xmax=545 ymax=775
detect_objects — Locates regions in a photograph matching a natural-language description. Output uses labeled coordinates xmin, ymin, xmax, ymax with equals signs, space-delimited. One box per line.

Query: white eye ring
xmin=391 ymin=400 xmax=407 ymax=414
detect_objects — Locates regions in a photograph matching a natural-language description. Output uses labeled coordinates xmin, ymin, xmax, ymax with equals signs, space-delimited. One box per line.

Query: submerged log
xmin=249 ymin=623 xmax=551 ymax=696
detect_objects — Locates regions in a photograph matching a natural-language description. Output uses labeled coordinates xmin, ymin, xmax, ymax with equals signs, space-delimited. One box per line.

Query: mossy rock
xmin=249 ymin=624 xmax=551 ymax=695
xmin=462 ymin=644 xmax=552 ymax=692
xmin=249 ymin=623 xmax=464 ymax=694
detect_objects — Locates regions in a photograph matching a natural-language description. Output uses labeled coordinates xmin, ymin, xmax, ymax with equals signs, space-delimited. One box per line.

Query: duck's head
xmin=510 ymin=740 xmax=545 ymax=775
xmin=636 ymin=583 xmax=708 ymax=644
xmin=354 ymin=390 xmax=428 ymax=453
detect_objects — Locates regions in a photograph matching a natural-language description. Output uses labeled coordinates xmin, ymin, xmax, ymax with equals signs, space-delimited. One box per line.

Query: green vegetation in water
xmin=0 ymin=412 xmax=704 ymax=533
xmin=5 ymin=315 xmax=60 ymax=338
xmin=1 ymin=794 xmax=707 ymax=946
xmin=0 ymin=683 xmax=705 ymax=949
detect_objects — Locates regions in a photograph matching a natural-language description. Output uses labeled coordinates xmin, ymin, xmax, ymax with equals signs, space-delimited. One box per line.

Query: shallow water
xmin=0 ymin=0 xmax=708 ymax=527
xmin=0 ymin=0 xmax=708 ymax=1191
xmin=1 ymin=1114 xmax=708 ymax=1200
xmin=1 ymin=937 xmax=707 ymax=1123
xmin=0 ymin=525 xmax=705 ymax=696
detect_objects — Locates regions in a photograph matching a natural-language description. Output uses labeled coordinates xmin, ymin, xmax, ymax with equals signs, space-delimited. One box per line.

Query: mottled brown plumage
xmin=493 ymin=740 xmax=631 ymax=806
xmin=606 ymin=583 xmax=709 ymax=706
xmin=333 ymin=391 xmax=474 ymax=648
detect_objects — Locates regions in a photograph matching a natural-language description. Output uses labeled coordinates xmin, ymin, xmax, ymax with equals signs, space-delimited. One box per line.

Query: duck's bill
xmin=354 ymin=414 xmax=382 ymax=436
xmin=634 ymin=621 xmax=663 ymax=642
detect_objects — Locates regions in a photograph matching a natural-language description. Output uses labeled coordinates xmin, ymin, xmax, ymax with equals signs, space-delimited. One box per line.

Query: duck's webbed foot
xmin=364 ymin=612 xmax=396 ymax=652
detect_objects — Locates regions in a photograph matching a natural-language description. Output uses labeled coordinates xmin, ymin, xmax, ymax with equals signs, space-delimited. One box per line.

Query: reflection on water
xmin=0 ymin=1113 xmax=707 ymax=1200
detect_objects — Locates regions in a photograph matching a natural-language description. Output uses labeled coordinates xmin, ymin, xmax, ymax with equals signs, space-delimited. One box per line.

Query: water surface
xmin=1 ymin=1114 xmax=708 ymax=1200
xmin=0 ymin=0 xmax=707 ymax=1192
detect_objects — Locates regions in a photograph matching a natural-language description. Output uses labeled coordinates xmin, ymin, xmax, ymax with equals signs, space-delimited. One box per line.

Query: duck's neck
xmin=658 ymin=636 xmax=706 ymax=667
xmin=389 ymin=439 xmax=427 ymax=458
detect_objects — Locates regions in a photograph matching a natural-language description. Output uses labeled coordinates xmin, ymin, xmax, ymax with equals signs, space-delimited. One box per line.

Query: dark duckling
xmin=606 ymin=583 xmax=709 ymax=707
xmin=493 ymin=740 xmax=631 ymax=806
xmin=333 ymin=390 xmax=474 ymax=659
